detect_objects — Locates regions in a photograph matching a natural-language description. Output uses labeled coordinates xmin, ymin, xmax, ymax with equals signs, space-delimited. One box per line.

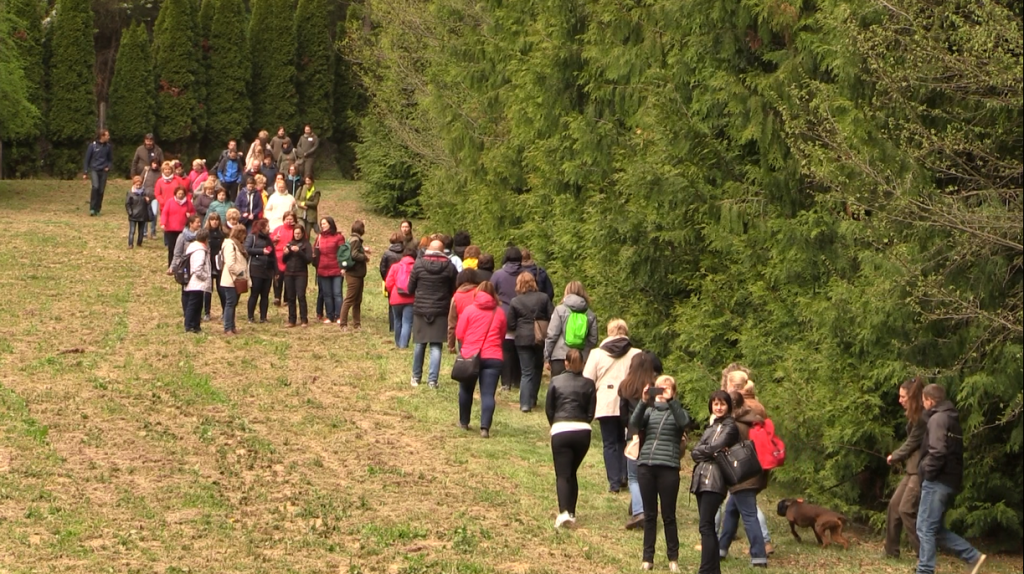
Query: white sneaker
xmin=410 ymin=378 xmax=420 ymax=387
xmin=640 ymin=563 xmax=653 ymax=571
xmin=554 ymin=511 xmax=572 ymax=529
xmin=668 ymin=562 xmax=679 ymax=573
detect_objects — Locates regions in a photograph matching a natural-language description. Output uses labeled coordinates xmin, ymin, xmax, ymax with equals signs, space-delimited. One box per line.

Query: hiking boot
xmin=624 ymin=514 xmax=644 ymax=530
xmin=967 ymin=555 xmax=987 ymax=574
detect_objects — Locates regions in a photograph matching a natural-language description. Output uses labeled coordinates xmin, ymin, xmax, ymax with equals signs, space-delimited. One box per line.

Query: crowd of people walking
xmin=104 ymin=129 xmax=989 ymax=574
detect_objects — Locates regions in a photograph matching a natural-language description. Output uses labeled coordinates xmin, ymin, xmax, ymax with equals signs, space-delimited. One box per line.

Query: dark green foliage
xmin=46 ymin=0 xmax=95 ymax=144
xmin=153 ymin=0 xmax=202 ymax=145
xmin=249 ymin=0 xmax=297 ymax=134
xmin=353 ymin=0 xmax=1023 ymax=538
xmin=108 ymin=22 xmax=155 ymax=175
xmin=0 ymin=0 xmax=44 ymax=140
xmin=205 ymin=0 xmax=251 ymax=145
xmin=295 ymin=0 xmax=334 ymax=139
xmin=332 ymin=8 xmax=367 ymax=178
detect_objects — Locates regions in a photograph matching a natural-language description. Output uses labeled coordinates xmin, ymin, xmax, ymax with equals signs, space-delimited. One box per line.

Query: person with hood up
xmin=205 ymin=185 xmax=234 ymax=227
xmin=340 ymin=220 xmax=371 ymax=330
xmin=282 ymin=226 xmax=313 ymax=327
xmin=216 ymin=148 xmax=245 ymax=201
xmin=237 ymin=177 xmax=263 ymax=230
xmin=454 ymin=282 xmax=507 ymax=438
xmin=716 ymin=392 xmax=769 ymax=569
xmin=183 ymin=228 xmax=213 ymax=334
xmin=264 ymin=175 xmax=297 ymax=231
xmin=689 ymin=391 xmax=740 ymax=574
xmin=492 ymin=246 xmax=526 ymax=390
xmin=448 ymin=269 xmax=480 ymax=353
xmin=508 ymin=273 xmax=555 ymax=412
xmin=544 ymin=281 xmax=599 ymax=376
xmin=245 ymin=218 xmax=276 ymax=323
xmin=584 ymin=319 xmax=642 ymax=492
xmin=407 ymin=239 xmax=458 ymax=388
xmin=277 ymin=139 xmax=298 ymax=177
xmin=296 ymin=176 xmax=320 ymax=237
xmin=385 ymin=247 xmax=417 ymax=348
xmin=188 ymin=159 xmax=209 ymax=194
xmin=161 ymin=187 xmax=195 ymax=266
xmin=270 ymin=212 xmax=298 ymax=307
xmin=380 ymin=232 xmax=406 ymax=332
xmin=125 ymin=176 xmax=150 ymax=249
xmin=520 ymin=249 xmax=556 ymax=302
xmin=313 ymin=217 xmax=345 ymax=324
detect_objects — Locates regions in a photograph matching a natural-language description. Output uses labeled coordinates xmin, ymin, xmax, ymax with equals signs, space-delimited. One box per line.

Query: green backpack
xmin=563 ymin=311 xmax=588 ymax=349
xmin=336 ymin=239 xmax=355 ymax=270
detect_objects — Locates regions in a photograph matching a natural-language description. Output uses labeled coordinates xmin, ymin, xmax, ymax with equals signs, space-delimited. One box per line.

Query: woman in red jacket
xmin=455 ymin=282 xmax=507 ymax=438
xmin=313 ymin=217 xmax=345 ymax=324
xmin=384 ymin=247 xmax=417 ymax=347
xmin=153 ymin=161 xmax=186 ymax=220
xmin=270 ymin=211 xmax=297 ymax=308
xmin=160 ymin=186 xmax=195 ymax=266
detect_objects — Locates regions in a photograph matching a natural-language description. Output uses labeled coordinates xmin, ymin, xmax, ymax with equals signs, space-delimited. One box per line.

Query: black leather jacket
xmin=545 ymin=371 xmax=597 ymax=426
xmin=689 ymin=416 xmax=740 ymax=495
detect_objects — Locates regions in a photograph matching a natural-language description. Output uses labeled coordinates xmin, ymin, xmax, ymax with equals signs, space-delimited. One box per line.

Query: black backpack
xmin=173 ymin=256 xmax=192 ymax=286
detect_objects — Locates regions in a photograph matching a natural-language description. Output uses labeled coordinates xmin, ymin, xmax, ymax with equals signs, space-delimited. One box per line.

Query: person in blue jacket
xmin=83 ymin=129 xmax=113 ymax=216
xmin=236 ymin=177 xmax=264 ymax=231
xmin=216 ymin=146 xmax=245 ymax=202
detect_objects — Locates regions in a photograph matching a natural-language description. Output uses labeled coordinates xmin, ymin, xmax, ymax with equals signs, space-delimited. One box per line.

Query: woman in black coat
xmin=282 ymin=226 xmax=313 ymax=327
xmin=689 ymin=390 xmax=740 ymax=574
xmin=245 ymin=218 xmax=276 ymax=323
xmin=508 ymin=272 xmax=554 ymax=412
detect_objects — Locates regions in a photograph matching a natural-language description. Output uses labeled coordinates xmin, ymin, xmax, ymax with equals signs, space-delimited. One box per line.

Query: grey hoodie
xmin=544 ymin=294 xmax=598 ymax=363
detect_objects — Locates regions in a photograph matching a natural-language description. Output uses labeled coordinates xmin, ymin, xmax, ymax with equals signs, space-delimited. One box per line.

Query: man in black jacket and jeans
xmin=915 ymin=384 xmax=986 ymax=574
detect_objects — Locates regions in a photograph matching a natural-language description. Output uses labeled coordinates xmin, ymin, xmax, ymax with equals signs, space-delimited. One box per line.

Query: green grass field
xmin=0 ymin=179 xmax=1020 ymax=574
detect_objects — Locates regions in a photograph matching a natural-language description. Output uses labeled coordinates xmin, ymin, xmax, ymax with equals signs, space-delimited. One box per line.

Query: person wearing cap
xmin=132 ymin=133 xmax=164 ymax=178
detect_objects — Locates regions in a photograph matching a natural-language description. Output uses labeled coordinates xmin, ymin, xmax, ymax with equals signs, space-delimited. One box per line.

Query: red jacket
xmin=455 ymin=292 xmax=507 ymax=361
xmin=160 ymin=198 xmax=194 ymax=232
xmin=154 ymin=175 xmax=187 ymax=211
xmin=385 ymin=256 xmax=416 ymax=305
xmin=314 ymin=232 xmax=345 ymax=277
xmin=270 ymin=222 xmax=296 ymax=273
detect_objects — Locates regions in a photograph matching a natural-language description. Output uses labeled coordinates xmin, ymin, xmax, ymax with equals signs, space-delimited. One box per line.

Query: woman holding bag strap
xmin=454 ymin=281 xmax=507 ymax=438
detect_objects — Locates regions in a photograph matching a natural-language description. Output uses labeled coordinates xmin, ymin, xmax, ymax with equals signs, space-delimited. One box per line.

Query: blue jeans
xmin=916 ymin=480 xmax=981 ymax=574
xmin=412 ymin=342 xmax=442 ymax=384
xmin=317 ymin=275 xmax=342 ymax=321
xmin=719 ymin=490 xmax=767 ymax=565
xmin=627 ymin=457 xmax=643 ymax=517
xmin=458 ymin=358 xmax=502 ymax=429
xmin=222 ymin=286 xmax=238 ymax=332
xmin=392 ymin=304 xmax=413 ymax=348
xmin=89 ymin=170 xmax=108 ymax=213
xmin=517 ymin=344 xmax=543 ymax=410
xmin=715 ymin=498 xmax=771 ymax=543
xmin=127 ymin=221 xmax=145 ymax=246
xmin=599 ymin=417 xmax=627 ymax=491
xmin=148 ymin=201 xmax=159 ymax=237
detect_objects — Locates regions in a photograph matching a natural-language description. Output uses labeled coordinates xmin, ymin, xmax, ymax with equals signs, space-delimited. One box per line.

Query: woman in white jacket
xmin=583 ymin=319 xmax=641 ymax=493
xmin=219 ymin=225 xmax=250 ymax=335
xmin=183 ymin=228 xmax=213 ymax=334
xmin=264 ymin=174 xmax=297 ymax=231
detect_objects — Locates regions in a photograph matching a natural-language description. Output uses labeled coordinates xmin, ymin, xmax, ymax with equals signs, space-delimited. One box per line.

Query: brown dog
xmin=776 ymin=498 xmax=849 ymax=549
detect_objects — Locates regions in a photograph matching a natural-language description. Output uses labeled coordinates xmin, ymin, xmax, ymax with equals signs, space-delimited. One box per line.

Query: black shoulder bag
xmin=715 ymin=440 xmax=762 ymax=486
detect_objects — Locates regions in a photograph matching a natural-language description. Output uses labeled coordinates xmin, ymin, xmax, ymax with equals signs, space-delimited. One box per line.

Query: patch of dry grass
xmin=0 ymin=179 xmax=1020 ymax=574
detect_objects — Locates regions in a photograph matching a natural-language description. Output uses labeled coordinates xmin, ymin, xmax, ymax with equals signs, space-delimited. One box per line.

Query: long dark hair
xmin=321 ymin=216 xmax=338 ymax=235
xmin=619 ymin=351 xmax=659 ymax=401
xmin=901 ymin=377 xmax=924 ymax=425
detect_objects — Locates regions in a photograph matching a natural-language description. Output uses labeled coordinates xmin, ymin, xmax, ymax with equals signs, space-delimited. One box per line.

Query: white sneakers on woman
xmin=640 ymin=561 xmax=678 ymax=572
xmin=554 ymin=511 xmax=576 ymax=529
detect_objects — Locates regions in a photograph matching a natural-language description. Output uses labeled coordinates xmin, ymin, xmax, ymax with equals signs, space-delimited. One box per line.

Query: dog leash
xmin=818 ymin=466 xmax=870 ymax=495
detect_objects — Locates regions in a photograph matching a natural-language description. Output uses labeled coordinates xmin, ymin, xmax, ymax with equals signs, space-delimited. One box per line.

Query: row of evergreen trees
xmin=1 ymin=0 xmax=359 ymax=178
xmin=351 ymin=0 xmax=1023 ymax=537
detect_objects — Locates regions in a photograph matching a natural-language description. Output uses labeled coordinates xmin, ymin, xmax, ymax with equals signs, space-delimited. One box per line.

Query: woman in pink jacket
xmin=384 ymin=247 xmax=417 ymax=348
xmin=455 ymin=282 xmax=507 ymax=438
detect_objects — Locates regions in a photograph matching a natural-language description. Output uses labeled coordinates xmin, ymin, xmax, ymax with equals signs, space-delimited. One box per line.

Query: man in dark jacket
xmin=83 ymin=129 xmax=113 ymax=216
xmin=407 ymin=240 xmax=457 ymax=388
xmin=915 ymin=384 xmax=986 ymax=574
xmin=131 ymin=133 xmax=164 ymax=177
xmin=296 ymin=125 xmax=319 ymax=178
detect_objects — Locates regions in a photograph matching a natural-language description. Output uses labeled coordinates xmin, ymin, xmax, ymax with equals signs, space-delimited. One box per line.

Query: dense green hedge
xmin=249 ymin=0 xmax=298 ymax=134
xmin=46 ymin=0 xmax=95 ymax=146
xmin=205 ymin=0 xmax=251 ymax=145
xmin=295 ymin=0 xmax=335 ymax=139
xmin=153 ymin=0 xmax=203 ymax=145
xmin=352 ymin=0 xmax=1024 ymax=537
xmin=108 ymin=22 xmax=155 ymax=176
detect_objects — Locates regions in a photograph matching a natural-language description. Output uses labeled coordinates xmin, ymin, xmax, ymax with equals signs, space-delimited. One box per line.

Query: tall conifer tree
xmin=295 ymin=0 xmax=334 ymax=138
xmin=2 ymin=0 xmax=44 ymax=138
xmin=153 ymin=0 xmax=202 ymax=146
xmin=249 ymin=0 xmax=297 ymax=133
xmin=206 ymin=0 xmax=251 ymax=144
xmin=46 ymin=0 xmax=95 ymax=144
xmin=108 ymin=22 xmax=155 ymax=154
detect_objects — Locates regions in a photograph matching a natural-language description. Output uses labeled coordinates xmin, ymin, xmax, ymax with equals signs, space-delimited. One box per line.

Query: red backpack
xmin=749 ymin=418 xmax=786 ymax=470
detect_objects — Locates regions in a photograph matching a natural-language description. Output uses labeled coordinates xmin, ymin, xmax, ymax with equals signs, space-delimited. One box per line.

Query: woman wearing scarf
xmin=264 ymin=175 xmax=297 ymax=231
xmin=219 ymin=224 xmax=249 ymax=335
xmin=296 ymin=176 xmax=320 ymax=237
xmin=285 ymin=164 xmax=303 ymax=197
xmin=270 ymin=212 xmax=298 ymax=308
xmin=278 ymin=139 xmax=298 ymax=177
xmin=161 ymin=187 xmax=196 ymax=266
xmin=125 ymin=175 xmax=149 ymax=249
xmin=193 ymin=178 xmax=216 ymax=223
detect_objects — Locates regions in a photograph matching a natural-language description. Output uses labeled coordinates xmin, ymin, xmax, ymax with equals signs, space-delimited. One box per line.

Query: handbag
xmin=715 ymin=440 xmax=763 ymax=486
xmin=533 ymin=319 xmax=549 ymax=346
xmin=625 ymin=435 xmax=641 ymax=461
xmin=311 ymin=236 xmax=321 ymax=268
xmin=234 ymin=277 xmax=249 ymax=294
xmin=451 ymin=308 xmax=497 ymax=384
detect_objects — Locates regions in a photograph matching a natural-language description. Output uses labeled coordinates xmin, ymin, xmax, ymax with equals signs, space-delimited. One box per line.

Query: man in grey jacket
xmin=296 ymin=124 xmax=319 ymax=178
xmin=915 ymin=384 xmax=986 ymax=574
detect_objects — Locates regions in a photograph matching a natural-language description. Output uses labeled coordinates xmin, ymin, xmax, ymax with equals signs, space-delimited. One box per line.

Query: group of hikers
xmin=103 ymin=133 xmax=988 ymax=573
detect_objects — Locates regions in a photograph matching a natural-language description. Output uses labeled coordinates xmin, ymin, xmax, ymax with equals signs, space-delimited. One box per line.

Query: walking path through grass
xmin=0 ymin=179 xmax=1020 ymax=574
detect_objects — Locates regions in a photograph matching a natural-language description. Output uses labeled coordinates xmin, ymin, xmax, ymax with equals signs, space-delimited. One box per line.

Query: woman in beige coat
xmin=583 ymin=319 xmax=641 ymax=493
xmin=219 ymin=225 xmax=250 ymax=335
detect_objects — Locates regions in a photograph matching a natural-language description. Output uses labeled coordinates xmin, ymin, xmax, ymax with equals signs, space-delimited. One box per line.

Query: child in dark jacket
xmin=282 ymin=226 xmax=313 ymax=326
xmin=125 ymin=175 xmax=149 ymax=249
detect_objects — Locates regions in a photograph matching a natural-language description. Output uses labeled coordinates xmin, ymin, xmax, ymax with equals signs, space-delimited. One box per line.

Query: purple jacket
xmin=491 ymin=262 xmax=524 ymax=308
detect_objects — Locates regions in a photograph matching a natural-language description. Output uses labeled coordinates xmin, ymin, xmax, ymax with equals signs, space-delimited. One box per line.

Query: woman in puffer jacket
xmin=717 ymin=391 xmax=769 ymax=568
xmin=690 ymin=390 xmax=741 ymax=574
xmin=630 ymin=376 xmax=692 ymax=573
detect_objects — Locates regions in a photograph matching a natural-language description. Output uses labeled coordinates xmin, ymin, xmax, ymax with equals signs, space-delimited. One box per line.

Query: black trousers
xmin=183 ymin=290 xmax=205 ymax=332
xmin=551 ymin=430 xmax=591 ymax=515
xmin=501 ymin=338 xmax=521 ymax=389
xmin=165 ymin=231 xmax=181 ymax=266
xmin=549 ymin=359 xmax=566 ymax=377
xmin=638 ymin=464 xmax=681 ymax=562
xmin=223 ymin=181 xmax=239 ymax=202
xmin=284 ymin=274 xmax=308 ymax=324
xmin=248 ymin=276 xmax=272 ymax=320
xmin=697 ymin=491 xmax=726 ymax=574
xmin=273 ymin=273 xmax=285 ymax=302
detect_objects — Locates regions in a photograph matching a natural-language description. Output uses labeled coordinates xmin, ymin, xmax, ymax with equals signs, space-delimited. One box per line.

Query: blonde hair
xmin=607 ymin=318 xmax=628 ymax=337
xmin=721 ymin=362 xmax=752 ymax=390
xmin=515 ymin=272 xmax=538 ymax=294
xmin=225 ymin=208 xmax=241 ymax=224
xmin=254 ymin=174 xmax=267 ymax=187
xmin=202 ymin=179 xmax=217 ymax=193
xmin=655 ymin=375 xmax=677 ymax=395
xmin=258 ymin=130 xmax=269 ymax=140
xmin=562 ymin=281 xmax=591 ymax=307
xmin=160 ymin=160 xmax=173 ymax=173
xmin=192 ymin=158 xmax=204 ymax=169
